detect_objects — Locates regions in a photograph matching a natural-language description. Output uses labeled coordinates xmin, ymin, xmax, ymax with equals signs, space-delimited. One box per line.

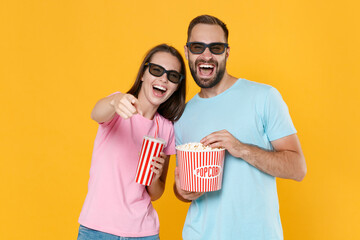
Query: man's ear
xmin=184 ymin=45 xmax=189 ymax=60
xmin=225 ymin=46 xmax=230 ymax=61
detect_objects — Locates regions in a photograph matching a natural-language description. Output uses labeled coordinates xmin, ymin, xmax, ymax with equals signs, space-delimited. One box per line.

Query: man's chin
xmin=190 ymin=68 xmax=222 ymax=88
xmin=195 ymin=78 xmax=216 ymax=88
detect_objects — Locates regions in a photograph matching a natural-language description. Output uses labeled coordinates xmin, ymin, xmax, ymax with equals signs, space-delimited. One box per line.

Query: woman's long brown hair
xmin=127 ymin=44 xmax=186 ymax=122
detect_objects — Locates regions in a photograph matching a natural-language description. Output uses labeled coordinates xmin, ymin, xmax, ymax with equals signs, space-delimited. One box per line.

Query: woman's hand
xmin=150 ymin=152 xmax=167 ymax=183
xmin=110 ymin=93 xmax=142 ymax=119
xmin=146 ymin=153 xmax=170 ymax=201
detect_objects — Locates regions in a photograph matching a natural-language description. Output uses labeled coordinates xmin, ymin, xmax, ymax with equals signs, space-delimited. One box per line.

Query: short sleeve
xmin=163 ymin=123 xmax=176 ymax=155
xmin=174 ymin=120 xmax=182 ymax=146
xmin=263 ymin=88 xmax=297 ymax=141
xmin=99 ymin=113 xmax=120 ymax=128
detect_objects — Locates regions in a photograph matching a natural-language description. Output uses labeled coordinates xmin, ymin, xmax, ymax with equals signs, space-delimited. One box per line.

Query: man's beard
xmin=189 ymin=59 xmax=226 ymax=89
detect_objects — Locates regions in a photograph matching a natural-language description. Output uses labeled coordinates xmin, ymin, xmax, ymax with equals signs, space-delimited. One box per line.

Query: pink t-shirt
xmin=79 ymin=112 xmax=175 ymax=237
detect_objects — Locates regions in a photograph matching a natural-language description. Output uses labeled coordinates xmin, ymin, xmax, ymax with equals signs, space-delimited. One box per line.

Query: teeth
xmin=153 ymin=85 xmax=167 ymax=91
xmin=199 ymin=64 xmax=214 ymax=69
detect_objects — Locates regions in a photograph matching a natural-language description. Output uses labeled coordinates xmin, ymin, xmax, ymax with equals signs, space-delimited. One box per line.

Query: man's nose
xmin=201 ymin=47 xmax=213 ymax=59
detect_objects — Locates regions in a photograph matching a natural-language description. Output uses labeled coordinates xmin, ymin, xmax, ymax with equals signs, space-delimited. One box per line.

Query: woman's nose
xmin=158 ymin=73 xmax=168 ymax=83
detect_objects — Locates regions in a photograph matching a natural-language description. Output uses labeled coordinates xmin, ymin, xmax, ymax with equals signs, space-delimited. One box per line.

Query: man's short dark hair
xmin=187 ymin=15 xmax=229 ymax=42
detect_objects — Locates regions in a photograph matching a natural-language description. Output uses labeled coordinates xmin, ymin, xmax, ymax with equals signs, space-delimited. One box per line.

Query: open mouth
xmin=198 ymin=63 xmax=215 ymax=76
xmin=153 ymin=84 xmax=167 ymax=96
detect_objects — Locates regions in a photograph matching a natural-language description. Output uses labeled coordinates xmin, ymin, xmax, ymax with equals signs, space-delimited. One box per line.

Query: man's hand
xmin=200 ymin=129 xmax=244 ymax=158
xmin=174 ymin=167 xmax=204 ymax=202
xmin=110 ymin=93 xmax=142 ymax=119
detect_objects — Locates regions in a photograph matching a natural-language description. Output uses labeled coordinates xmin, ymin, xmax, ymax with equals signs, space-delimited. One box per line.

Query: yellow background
xmin=1 ymin=0 xmax=359 ymax=239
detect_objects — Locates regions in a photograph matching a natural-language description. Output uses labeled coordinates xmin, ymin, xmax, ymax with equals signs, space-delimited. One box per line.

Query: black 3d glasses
xmin=186 ymin=42 xmax=228 ymax=55
xmin=145 ymin=62 xmax=184 ymax=84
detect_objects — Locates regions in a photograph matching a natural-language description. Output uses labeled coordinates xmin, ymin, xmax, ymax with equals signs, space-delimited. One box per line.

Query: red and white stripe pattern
xmin=177 ymin=149 xmax=225 ymax=192
xmin=135 ymin=137 xmax=165 ymax=186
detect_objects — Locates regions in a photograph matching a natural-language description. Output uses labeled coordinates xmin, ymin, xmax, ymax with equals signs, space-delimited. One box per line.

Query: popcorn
xmin=176 ymin=142 xmax=225 ymax=192
xmin=176 ymin=142 xmax=224 ymax=151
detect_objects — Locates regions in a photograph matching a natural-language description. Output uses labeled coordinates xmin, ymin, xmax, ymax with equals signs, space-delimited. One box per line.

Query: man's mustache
xmin=194 ymin=59 xmax=218 ymax=67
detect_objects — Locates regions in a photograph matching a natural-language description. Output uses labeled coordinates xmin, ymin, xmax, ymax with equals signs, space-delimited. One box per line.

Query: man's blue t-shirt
xmin=174 ymin=79 xmax=296 ymax=240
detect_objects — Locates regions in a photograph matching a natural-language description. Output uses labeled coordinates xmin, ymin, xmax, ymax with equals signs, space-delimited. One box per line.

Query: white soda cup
xmin=135 ymin=136 xmax=166 ymax=186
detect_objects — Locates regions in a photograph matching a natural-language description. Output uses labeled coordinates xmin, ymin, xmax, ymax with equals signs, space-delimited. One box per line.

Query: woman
xmin=77 ymin=44 xmax=186 ymax=240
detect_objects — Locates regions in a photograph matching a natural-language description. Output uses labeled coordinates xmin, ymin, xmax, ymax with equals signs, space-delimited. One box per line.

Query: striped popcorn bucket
xmin=135 ymin=136 xmax=166 ymax=186
xmin=176 ymin=147 xmax=225 ymax=192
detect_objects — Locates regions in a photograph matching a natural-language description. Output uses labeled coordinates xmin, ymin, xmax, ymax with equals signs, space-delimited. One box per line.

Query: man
xmin=174 ymin=15 xmax=307 ymax=240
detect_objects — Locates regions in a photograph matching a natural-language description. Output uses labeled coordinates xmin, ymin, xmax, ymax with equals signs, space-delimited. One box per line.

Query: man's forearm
xmin=201 ymin=131 xmax=306 ymax=181
xmin=238 ymin=143 xmax=306 ymax=181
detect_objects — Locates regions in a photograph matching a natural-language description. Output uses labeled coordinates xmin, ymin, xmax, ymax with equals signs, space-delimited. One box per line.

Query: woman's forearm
xmin=91 ymin=93 xmax=123 ymax=123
